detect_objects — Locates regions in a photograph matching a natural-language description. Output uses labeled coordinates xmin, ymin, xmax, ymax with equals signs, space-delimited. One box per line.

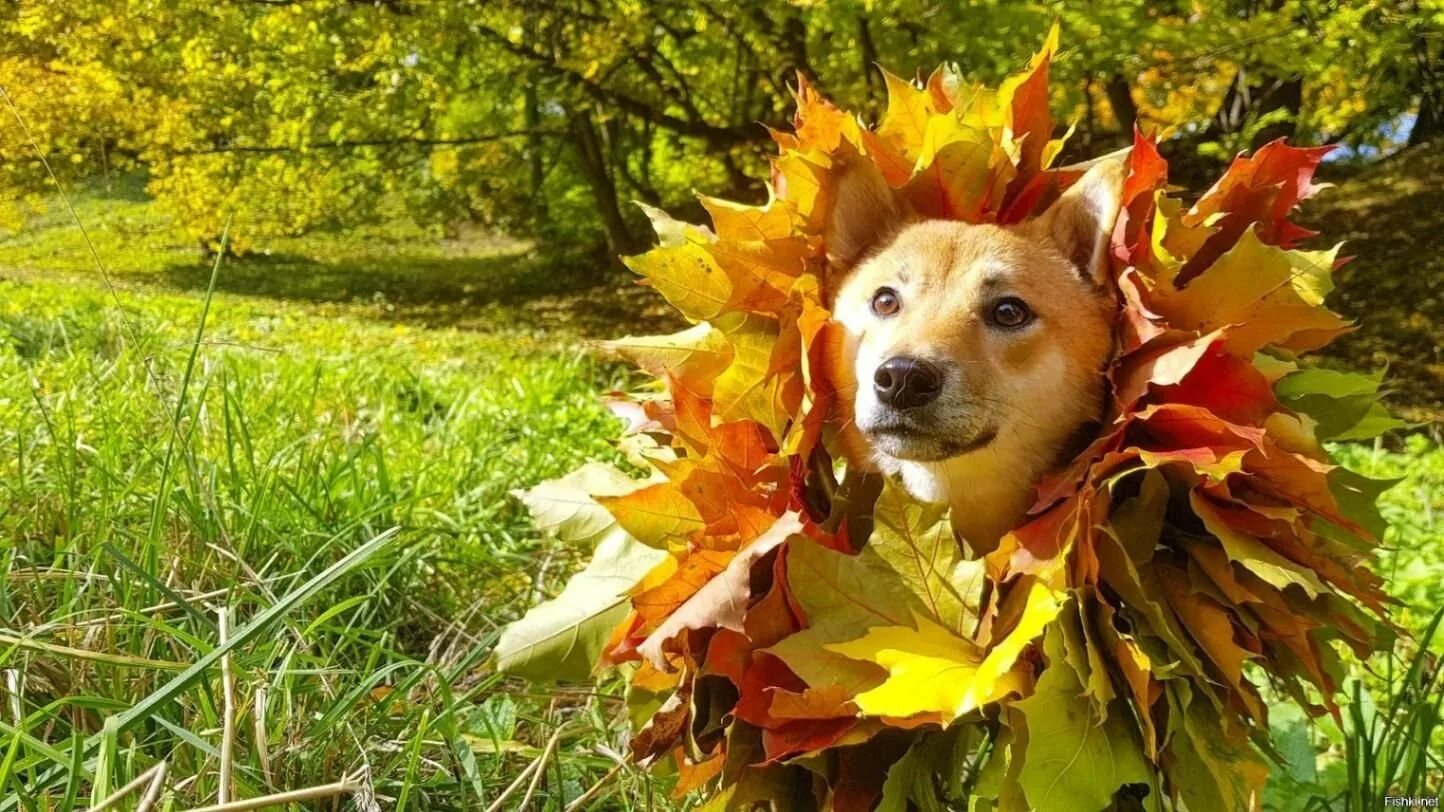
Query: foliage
xmin=1302 ymin=144 xmax=1444 ymax=423
xmin=1334 ymin=607 xmax=1443 ymax=811
xmin=1264 ymin=606 xmax=1444 ymax=812
xmin=0 ymin=151 xmax=1439 ymax=809
xmin=2 ymin=0 xmax=1441 ymax=252
xmin=497 ymin=33 xmax=1413 ymax=810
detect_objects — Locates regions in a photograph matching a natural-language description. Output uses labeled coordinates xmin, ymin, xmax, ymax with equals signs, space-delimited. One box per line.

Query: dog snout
xmin=873 ymin=356 xmax=944 ymax=410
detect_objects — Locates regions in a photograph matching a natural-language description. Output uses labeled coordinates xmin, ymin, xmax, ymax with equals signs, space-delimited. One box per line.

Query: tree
xmin=1 ymin=0 xmax=1438 ymax=254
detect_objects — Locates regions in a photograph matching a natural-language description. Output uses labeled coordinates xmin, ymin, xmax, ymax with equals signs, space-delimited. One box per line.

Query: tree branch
xmin=169 ymin=129 xmax=562 ymax=156
xmin=471 ymin=21 xmax=774 ymax=147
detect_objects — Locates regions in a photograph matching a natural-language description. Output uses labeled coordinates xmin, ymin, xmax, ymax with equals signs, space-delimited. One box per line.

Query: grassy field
xmin=0 ymin=181 xmax=681 ymax=808
xmin=0 ymin=171 xmax=1441 ymax=809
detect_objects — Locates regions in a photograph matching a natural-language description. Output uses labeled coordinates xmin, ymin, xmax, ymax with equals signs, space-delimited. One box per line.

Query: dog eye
xmin=989 ymin=297 xmax=1033 ymax=329
xmin=871 ymin=287 xmax=901 ymax=317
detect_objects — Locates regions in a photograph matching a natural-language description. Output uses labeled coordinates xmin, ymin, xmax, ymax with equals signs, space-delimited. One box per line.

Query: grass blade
xmin=0 ymin=527 xmax=399 ymax=809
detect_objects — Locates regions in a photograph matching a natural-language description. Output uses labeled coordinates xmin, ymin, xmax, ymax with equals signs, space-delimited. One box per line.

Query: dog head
xmin=824 ymin=157 xmax=1124 ymax=509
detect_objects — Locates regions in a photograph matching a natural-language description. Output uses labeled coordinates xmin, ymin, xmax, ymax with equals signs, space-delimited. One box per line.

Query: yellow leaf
xmin=877 ymin=70 xmax=937 ymax=162
xmin=599 ymin=323 xmax=733 ymax=394
xmin=699 ymin=195 xmax=795 ymax=242
xmin=597 ymin=481 xmax=705 ymax=548
xmin=827 ymin=580 xmax=1060 ymax=721
xmin=710 ymin=312 xmax=801 ymax=438
xmin=623 ymin=242 xmax=733 ymax=323
xmin=1147 ymin=218 xmax=1349 ymax=354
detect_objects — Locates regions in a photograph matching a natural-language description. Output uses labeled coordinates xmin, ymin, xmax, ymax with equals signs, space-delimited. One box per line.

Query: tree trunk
xmin=1206 ymin=66 xmax=1303 ymax=149
xmin=523 ymin=79 xmax=548 ymax=226
xmin=1250 ymin=75 xmax=1303 ymax=147
xmin=1408 ymin=16 xmax=1443 ymax=146
xmin=569 ymin=110 xmax=640 ymax=257
xmin=1104 ymin=73 xmax=1139 ymax=134
xmin=857 ymin=15 xmax=882 ymax=103
xmin=1410 ymin=94 xmax=1442 ymax=146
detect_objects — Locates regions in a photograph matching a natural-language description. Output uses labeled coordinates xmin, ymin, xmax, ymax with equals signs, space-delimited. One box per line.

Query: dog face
xmin=823 ymin=157 xmax=1124 ymax=542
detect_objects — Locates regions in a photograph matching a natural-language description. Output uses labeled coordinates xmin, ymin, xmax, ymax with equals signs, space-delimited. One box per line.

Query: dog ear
xmin=825 ymin=157 xmax=910 ymax=268
xmin=1038 ymin=157 xmax=1125 ymax=287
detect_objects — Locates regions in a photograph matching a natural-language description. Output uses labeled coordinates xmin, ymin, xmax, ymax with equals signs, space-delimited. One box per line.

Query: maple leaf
xmin=1145 ymin=215 xmax=1350 ymax=355
xmin=699 ymin=193 xmax=796 ymax=242
xmin=1015 ymin=625 xmax=1153 ymax=812
xmin=510 ymin=462 xmax=657 ymax=547
xmin=1161 ymin=682 xmax=1269 ymax=811
xmin=495 ymin=525 xmax=669 ymax=682
xmin=597 ymin=479 xmax=706 ymax=549
xmin=598 ymin=323 xmax=733 ymax=397
xmin=875 ymin=69 xmax=938 ymax=164
xmin=637 ymin=512 xmax=805 ymax=669
xmin=504 ymin=28 xmax=1396 ymax=812
xmin=827 ymin=580 xmax=1059 ymax=722
xmin=1177 ymin=139 xmax=1334 ymax=282
xmin=497 ymin=467 xmax=672 ymax=681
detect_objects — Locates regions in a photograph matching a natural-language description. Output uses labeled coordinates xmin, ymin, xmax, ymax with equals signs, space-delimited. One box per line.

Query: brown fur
xmin=823 ymin=158 xmax=1125 ymax=552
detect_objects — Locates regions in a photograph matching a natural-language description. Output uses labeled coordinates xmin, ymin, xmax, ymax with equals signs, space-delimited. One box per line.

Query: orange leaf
xmin=637 ymin=513 xmax=805 ymax=669
xmin=1179 ymin=139 xmax=1333 ymax=282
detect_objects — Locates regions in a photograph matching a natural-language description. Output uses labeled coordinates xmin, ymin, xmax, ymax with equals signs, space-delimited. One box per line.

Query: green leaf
xmin=1275 ymin=367 xmax=1382 ymax=401
xmin=494 ymin=528 xmax=667 ymax=682
xmin=512 ymin=462 xmax=650 ymax=547
xmin=1016 ymin=626 xmax=1152 ymax=812
xmin=1162 ymin=682 xmax=1269 ymax=812
xmin=877 ymin=730 xmax=951 ymax=812
xmin=1322 ymin=466 xmax=1398 ymax=542
xmin=969 ymin=711 xmax=1028 ymax=812
xmin=1275 ymin=367 xmax=1406 ymax=440
xmin=1331 ymin=401 xmax=1408 ymax=440
xmin=767 ymin=482 xmax=989 ymax=696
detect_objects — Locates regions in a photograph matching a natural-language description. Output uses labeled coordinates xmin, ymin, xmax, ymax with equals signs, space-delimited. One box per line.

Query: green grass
xmin=0 ymin=172 xmax=681 ymax=339
xmin=0 ymin=173 xmax=1440 ymax=809
xmin=0 ymin=189 xmax=683 ymax=807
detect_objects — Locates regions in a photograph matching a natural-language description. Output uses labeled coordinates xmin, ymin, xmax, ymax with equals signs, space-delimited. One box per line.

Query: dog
xmin=823 ymin=156 xmax=1125 ymax=553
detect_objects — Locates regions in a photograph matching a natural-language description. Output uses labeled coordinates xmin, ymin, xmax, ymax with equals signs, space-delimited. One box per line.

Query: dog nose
xmin=873 ymin=356 xmax=943 ymax=409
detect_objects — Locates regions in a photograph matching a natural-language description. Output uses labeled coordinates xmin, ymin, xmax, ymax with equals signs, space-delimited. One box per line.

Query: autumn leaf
xmin=1161 ymin=682 xmax=1269 ymax=811
xmin=1178 ymin=139 xmax=1334 ymax=282
xmin=637 ymin=512 xmax=805 ymax=669
xmin=710 ymin=311 xmax=803 ymax=438
xmin=1015 ymin=624 xmax=1153 ymax=812
xmin=495 ymin=526 xmax=669 ymax=682
xmin=1145 ymin=220 xmax=1350 ymax=355
xmin=1275 ymin=366 xmax=1408 ymax=440
xmin=598 ymin=480 xmax=706 ymax=548
xmin=826 ymin=579 xmax=1058 ymax=722
xmin=599 ymin=323 xmax=733 ymax=396
xmin=700 ymin=194 xmax=797 ymax=242
xmin=624 ymin=241 xmax=734 ymax=323
xmin=511 ymin=462 xmax=656 ymax=547
xmin=876 ymin=70 xmax=938 ymax=163
xmin=637 ymin=201 xmax=716 ymax=248
xmin=1189 ymin=490 xmax=1327 ymax=599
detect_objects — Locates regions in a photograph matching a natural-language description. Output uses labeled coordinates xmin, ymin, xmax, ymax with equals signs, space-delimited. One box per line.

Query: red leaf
xmin=734 ymin=653 xmax=807 ymax=729
xmin=1111 ymin=127 xmax=1169 ymax=267
xmin=1154 ymin=343 xmax=1280 ymax=426
xmin=761 ymin=717 xmax=857 ymax=764
xmin=1177 ymin=139 xmax=1333 ymax=284
xmin=637 ymin=513 xmax=805 ymax=669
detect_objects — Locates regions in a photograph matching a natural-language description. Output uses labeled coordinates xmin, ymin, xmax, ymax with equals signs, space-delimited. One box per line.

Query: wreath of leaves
xmin=497 ymin=29 xmax=1399 ymax=811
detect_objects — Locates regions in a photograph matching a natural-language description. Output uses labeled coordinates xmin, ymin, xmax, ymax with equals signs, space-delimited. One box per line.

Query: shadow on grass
xmin=1306 ymin=145 xmax=1444 ymax=422
xmin=155 ymin=247 xmax=684 ymax=339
